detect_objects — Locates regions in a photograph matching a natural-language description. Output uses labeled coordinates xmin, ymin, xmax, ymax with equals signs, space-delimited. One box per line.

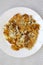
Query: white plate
xmin=0 ymin=7 xmax=43 ymax=58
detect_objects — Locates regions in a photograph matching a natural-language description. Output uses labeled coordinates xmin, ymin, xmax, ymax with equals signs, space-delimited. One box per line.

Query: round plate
xmin=0 ymin=7 xmax=43 ymax=58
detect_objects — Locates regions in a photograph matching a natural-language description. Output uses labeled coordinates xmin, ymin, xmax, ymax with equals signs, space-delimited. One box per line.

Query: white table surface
xmin=0 ymin=0 xmax=43 ymax=65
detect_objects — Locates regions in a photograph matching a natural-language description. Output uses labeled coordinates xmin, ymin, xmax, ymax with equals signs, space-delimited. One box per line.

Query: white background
xmin=0 ymin=0 xmax=43 ymax=65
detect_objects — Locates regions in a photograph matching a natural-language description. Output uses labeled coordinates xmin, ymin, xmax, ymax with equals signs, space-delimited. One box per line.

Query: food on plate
xmin=3 ymin=13 xmax=40 ymax=50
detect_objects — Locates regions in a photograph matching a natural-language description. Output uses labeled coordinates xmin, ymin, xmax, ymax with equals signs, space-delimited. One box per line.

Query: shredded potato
xmin=3 ymin=13 xmax=40 ymax=51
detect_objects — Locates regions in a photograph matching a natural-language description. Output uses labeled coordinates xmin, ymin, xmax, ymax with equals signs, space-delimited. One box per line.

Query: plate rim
xmin=0 ymin=7 xmax=43 ymax=58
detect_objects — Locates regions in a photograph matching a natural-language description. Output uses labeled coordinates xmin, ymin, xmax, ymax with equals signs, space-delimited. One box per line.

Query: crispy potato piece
xmin=22 ymin=14 xmax=29 ymax=22
xmin=4 ymin=29 xmax=9 ymax=36
xmin=26 ymin=25 xmax=32 ymax=32
xmin=28 ymin=38 xmax=36 ymax=49
xmin=13 ymin=13 xmax=22 ymax=22
xmin=7 ymin=37 xmax=14 ymax=44
xmin=31 ymin=24 xmax=40 ymax=31
xmin=11 ymin=44 xmax=19 ymax=50
xmin=16 ymin=34 xmax=21 ymax=39
xmin=19 ymin=25 xmax=25 ymax=33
